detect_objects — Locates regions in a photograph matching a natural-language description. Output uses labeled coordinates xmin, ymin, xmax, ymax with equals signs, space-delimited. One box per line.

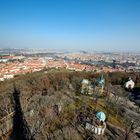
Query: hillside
xmin=0 ymin=69 xmax=140 ymax=140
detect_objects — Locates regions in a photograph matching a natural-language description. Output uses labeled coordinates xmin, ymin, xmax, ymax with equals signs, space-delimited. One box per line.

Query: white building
xmin=125 ymin=78 xmax=135 ymax=89
xmin=85 ymin=111 xmax=106 ymax=135
xmin=85 ymin=122 xmax=106 ymax=135
xmin=4 ymin=74 xmax=14 ymax=79
xmin=0 ymin=77 xmax=4 ymax=81
xmin=82 ymin=79 xmax=89 ymax=85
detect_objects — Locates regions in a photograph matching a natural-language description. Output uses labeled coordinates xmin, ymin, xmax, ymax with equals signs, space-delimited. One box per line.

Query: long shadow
xmin=10 ymin=87 xmax=35 ymax=140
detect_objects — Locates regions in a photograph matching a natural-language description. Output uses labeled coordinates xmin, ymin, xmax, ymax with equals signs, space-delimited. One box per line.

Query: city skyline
xmin=0 ymin=0 xmax=140 ymax=52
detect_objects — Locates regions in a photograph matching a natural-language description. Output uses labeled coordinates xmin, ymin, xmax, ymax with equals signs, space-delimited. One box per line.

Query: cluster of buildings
xmin=0 ymin=56 xmax=120 ymax=81
xmin=1 ymin=51 xmax=139 ymax=81
xmin=60 ymin=52 xmax=140 ymax=72
xmin=0 ymin=57 xmax=46 ymax=81
xmin=59 ymin=52 xmax=140 ymax=65
xmin=43 ymin=59 xmax=126 ymax=73
xmin=46 ymin=59 xmax=95 ymax=71
xmin=0 ymin=56 xmax=90 ymax=81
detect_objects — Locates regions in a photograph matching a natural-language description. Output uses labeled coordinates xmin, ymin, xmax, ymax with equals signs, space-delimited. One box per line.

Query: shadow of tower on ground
xmin=10 ymin=87 xmax=35 ymax=140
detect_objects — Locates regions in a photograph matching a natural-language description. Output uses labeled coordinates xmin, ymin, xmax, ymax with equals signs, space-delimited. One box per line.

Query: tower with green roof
xmin=98 ymin=74 xmax=105 ymax=94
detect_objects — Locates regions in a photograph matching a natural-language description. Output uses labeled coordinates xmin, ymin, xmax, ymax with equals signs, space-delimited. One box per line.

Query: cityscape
xmin=0 ymin=0 xmax=140 ymax=140
xmin=0 ymin=48 xmax=140 ymax=82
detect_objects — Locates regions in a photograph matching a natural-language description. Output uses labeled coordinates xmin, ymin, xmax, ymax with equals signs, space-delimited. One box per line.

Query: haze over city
xmin=0 ymin=0 xmax=140 ymax=52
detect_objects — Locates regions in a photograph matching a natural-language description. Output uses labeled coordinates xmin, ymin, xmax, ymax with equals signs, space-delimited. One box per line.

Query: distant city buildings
xmin=0 ymin=51 xmax=140 ymax=81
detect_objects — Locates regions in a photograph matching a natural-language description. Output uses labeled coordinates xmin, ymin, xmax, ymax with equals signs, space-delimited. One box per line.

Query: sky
xmin=0 ymin=0 xmax=140 ymax=52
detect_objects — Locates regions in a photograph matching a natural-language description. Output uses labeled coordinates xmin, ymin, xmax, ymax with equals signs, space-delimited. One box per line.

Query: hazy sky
xmin=0 ymin=0 xmax=140 ymax=52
